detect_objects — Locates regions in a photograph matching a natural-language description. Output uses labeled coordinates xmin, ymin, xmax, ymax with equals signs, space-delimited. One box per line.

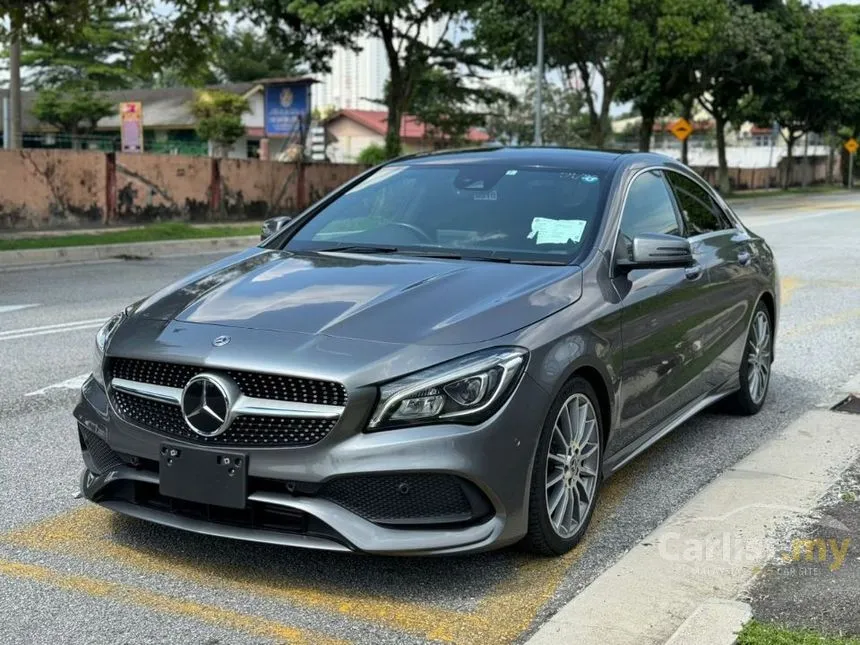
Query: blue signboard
xmin=264 ymin=82 xmax=311 ymax=138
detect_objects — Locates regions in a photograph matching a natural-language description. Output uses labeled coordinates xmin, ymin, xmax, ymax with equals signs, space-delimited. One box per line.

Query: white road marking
xmin=0 ymin=304 xmax=39 ymax=314
xmin=0 ymin=318 xmax=105 ymax=341
xmin=25 ymin=373 xmax=90 ymax=397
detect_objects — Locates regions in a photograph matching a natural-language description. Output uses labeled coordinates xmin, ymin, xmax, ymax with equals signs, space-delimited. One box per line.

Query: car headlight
xmin=368 ymin=348 xmax=527 ymax=430
xmin=92 ymin=312 xmax=125 ymax=387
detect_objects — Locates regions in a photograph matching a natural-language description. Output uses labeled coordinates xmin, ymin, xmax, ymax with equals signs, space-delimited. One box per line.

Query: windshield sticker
xmin=527 ymin=218 xmax=587 ymax=245
xmin=505 ymin=169 xmax=518 ymax=175
xmin=581 ymin=175 xmax=599 ymax=184
xmin=473 ymin=190 xmax=498 ymax=201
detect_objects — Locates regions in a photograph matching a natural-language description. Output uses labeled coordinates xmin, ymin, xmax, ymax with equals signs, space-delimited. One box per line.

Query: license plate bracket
xmin=159 ymin=443 xmax=247 ymax=509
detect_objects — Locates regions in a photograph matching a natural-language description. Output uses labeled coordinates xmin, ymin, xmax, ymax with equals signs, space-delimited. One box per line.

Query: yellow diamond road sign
xmin=669 ymin=118 xmax=693 ymax=142
xmin=845 ymin=138 xmax=858 ymax=154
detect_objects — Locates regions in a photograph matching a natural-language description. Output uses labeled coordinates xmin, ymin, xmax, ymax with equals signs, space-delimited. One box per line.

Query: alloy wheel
xmin=747 ymin=310 xmax=772 ymax=404
xmin=545 ymin=393 xmax=600 ymax=539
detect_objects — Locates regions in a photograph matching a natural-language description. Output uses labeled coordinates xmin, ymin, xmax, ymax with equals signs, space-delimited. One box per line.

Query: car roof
xmin=395 ymin=146 xmax=678 ymax=172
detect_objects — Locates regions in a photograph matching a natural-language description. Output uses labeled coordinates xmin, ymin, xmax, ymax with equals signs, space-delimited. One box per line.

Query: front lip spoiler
xmin=81 ymin=468 xmax=504 ymax=556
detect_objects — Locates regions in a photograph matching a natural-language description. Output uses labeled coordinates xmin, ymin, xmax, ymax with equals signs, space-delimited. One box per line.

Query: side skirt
xmin=602 ymin=384 xmax=736 ymax=477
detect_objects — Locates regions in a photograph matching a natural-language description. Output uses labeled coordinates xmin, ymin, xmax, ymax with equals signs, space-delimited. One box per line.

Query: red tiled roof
xmin=326 ymin=109 xmax=490 ymax=142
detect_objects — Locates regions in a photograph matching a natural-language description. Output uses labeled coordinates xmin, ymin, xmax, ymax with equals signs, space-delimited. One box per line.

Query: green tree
xmin=213 ymin=28 xmax=299 ymax=83
xmin=241 ymin=0 xmax=490 ymax=157
xmin=1 ymin=2 xmax=227 ymax=147
xmin=12 ymin=7 xmax=146 ymax=90
xmin=617 ymin=0 xmax=725 ymax=152
xmin=695 ymin=1 xmax=779 ymax=193
xmin=752 ymin=1 xmax=855 ymax=187
xmin=31 ymin=85 xmax=114 ymax=148
xmin=487 ymin=79 xmax=589 ymax=147
xmin=395 ymin=66 xmax=508 ymax=149
xmin=356 ymin=143 xmax=387 ymax=165
xmin=472 ymin=0 xmax=658 ymax=147
xmin=191 ymin=89 xmax=250 ymax=157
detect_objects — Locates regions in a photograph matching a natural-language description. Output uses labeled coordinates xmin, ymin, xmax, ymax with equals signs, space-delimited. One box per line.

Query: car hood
xmin=134 ymin=248 xmax=583 ymax=345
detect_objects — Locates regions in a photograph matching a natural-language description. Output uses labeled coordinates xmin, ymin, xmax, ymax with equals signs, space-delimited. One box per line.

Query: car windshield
xmin=280 ymin=162 xmax=610 ymax=264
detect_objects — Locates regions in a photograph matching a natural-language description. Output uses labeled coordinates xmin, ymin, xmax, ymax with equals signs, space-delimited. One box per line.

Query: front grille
xmin=110 ymin=357 xmax=348 ymax=406
xmin=112 ymin=390 xmax=337 ymax=447
xmin=319 ymin=474 xmax=486 ymax=525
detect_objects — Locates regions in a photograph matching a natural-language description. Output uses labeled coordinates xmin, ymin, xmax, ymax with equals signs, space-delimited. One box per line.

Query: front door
xmin=665 ymin=170 xmax=761 ymax=389
xmin=610 ymin=170 xmax=713 ymax=455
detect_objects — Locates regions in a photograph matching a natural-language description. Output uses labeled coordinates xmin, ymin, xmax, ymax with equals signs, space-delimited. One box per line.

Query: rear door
xmin=612 ymin=170 xmax=714 ymax=453
xmin=664 ymin=170 xmax=760 ymax=390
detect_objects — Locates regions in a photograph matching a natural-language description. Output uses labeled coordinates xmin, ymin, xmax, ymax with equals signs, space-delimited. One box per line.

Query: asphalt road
xmin=0 ymin=192 xmax=858 ymax=645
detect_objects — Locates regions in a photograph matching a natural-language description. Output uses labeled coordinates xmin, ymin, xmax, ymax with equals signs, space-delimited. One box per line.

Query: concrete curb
xmin=0 ymin=236 xmax=258 ymax=269
xmin=526 ymin=407 xmax=860 ymax=645
xmin=664 ymin=599 xmax=752 ymax=645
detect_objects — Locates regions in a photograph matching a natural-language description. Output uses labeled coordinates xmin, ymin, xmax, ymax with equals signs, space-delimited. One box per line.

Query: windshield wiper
xmin=316 ymin=245 xmax=400 ymax=254
xmin=402 ymin=251 xmax=567 ymax=265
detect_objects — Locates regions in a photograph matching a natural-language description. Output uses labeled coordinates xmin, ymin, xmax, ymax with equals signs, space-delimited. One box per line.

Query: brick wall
xmin=0 ymin=149 xmax=368 ymax=230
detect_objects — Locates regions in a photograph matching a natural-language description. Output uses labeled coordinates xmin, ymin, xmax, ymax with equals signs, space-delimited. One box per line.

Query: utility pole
xmin=534 ymin=12 xmax=544 ymax=146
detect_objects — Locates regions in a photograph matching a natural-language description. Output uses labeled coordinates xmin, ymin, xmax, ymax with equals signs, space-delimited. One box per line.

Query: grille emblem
xmin=212 ymin=335 xmax=231 ymax=347
xmin=181 ymin=374 xmax=234 ymax=436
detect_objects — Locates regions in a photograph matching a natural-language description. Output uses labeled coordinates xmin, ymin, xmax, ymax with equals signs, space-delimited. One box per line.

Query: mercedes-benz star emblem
xmin=212 ymin=335 xmax=231 ymax=347
xmin=181 ymin=374 xmax=232 ymax=436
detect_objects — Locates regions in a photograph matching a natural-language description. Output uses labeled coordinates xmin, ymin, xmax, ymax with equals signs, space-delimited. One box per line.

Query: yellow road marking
xmin=783 ymin=308 xmax=860 ymax=339
xmin=2 ymin=468 xmax=637 ymax=644
xmin=0 ymin=558 xmax=346 ymax=645
xmin=2 ymin=506 xmax=481 ymax=641
xmin=781 ymin=277 xmax=800 ymax=307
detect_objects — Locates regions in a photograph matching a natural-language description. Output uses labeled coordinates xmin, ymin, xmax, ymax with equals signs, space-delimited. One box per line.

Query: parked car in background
xmin=77 ymin=147 xmax=778 ymax=556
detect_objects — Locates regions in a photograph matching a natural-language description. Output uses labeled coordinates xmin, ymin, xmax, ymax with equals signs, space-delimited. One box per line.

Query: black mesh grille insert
xmin=319 ymin=474 xmax=475 ymax=524
xmin=110 ymin=357 xmax=347 ymax=406
xmin=112 ymin=390 xmax=337 ymax=447
xmin=80 ymin=428 xmax=125 ymax=474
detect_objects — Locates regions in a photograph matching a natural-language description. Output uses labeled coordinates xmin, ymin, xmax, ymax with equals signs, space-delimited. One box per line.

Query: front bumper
xmin=75 ymin=372 xmax=549 ymax=555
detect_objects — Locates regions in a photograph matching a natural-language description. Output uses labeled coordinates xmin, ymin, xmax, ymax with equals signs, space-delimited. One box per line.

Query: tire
xmin=724 ymin=301 xmax=773 ymax=415
xmin=522 ymin=377 xmax=603 ymax=556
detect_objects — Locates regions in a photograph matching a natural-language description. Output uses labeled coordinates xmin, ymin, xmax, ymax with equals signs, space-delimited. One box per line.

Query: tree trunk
xmin=681 ymin=98 xmax=693 ymax=165
xmin=9 ymin=9 xmax=22 ymax=150
xmin=784 ymin=138 xmax=795 ymax=189
xmin=384 ymin=99 xmax=403 ymax=158
xmin=801 ymin=133 xmax=809 ymax=188
xmin=826 ymin=129 xmax=835 ymax=185
xmin=715 ymin=114 xmax=729 ymax=194
xmin=638 ymin=109 xmax=655 ymax=152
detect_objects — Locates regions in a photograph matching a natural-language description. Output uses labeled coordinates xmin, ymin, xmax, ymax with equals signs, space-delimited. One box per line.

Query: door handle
xmin=685 ymin=264 xmax=703 ymax=280
xmin=737 ymin=250 xmax=751 ymax=266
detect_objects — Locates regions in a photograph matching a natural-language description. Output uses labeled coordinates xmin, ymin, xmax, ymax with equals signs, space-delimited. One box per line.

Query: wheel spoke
xmin=565 ymin=401 xmax=578 ymax=444
xmin=570 ymin=484 xmax=581 ymax=524
xmin=553 ymin=487 xmax=569 ymax=527
xmin=548 ymin=484 xmax=565 ymax=515
xmin=580 ymin=442 xmax=598 ymax=460
xmin=576 ymin=479 xmax=590 ymax=507
xmin=548 ymin=452 xmax=567 ymax=465
xmin=546 ymin=470 xmax=565 ymax=488
xmin=574 ymin=401 xmax=589 ymax=444
xmin=559 ymin=406 xmax=573 ymax=443
xmin=750 ymin=369 xmax=761 ymax=400
xmin=563 ymin=488 xmax=575 ymax=531
xmin=580 ymin=465 xmax=598 ymax=478
xmin=553 ymin=424 xmax=566 ymax=448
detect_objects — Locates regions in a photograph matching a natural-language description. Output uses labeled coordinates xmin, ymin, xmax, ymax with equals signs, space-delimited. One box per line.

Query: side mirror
xmin=261 ymin=215 xmax=293 ymax=240
xmin=616 ymin=233 xmax=693 ymax=271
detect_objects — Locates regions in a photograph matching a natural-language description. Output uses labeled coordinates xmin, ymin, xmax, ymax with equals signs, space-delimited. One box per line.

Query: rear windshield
xmin=281 ymin=162 xmax=610 ymax=263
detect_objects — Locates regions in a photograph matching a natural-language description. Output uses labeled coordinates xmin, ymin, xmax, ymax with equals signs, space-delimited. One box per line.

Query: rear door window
xmin=665 ymin=171 xmax=733 ymax=236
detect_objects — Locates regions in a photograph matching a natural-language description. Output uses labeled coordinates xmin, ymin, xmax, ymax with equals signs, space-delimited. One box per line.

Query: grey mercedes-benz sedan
xmin=76 ymin=147 xmax=778 ymax=556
